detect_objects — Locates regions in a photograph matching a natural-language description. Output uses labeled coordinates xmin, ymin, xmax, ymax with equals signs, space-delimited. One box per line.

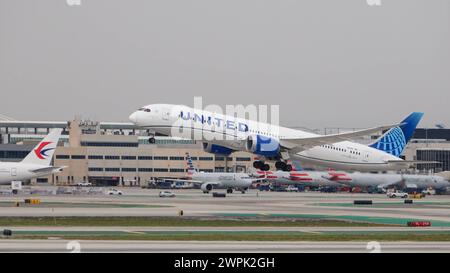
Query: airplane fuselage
xmin=192 ymin=172 xmax=253 ymax=189
xmin=130 ymin=104 xmax=406 ymax=171
xmin=0 ymin=162 xmax=60 ymax=185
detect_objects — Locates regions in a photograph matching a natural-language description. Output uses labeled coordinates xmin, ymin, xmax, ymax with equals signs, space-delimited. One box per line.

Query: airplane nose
xmin=129 ymin=112 xmax=138 ymax=124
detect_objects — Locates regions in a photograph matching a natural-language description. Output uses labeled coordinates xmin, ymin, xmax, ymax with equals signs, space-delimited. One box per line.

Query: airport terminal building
xmin=0 ymin=119 xmax=256 ymax=186
xmin=1 ymin=119 xmax=450 ymax=186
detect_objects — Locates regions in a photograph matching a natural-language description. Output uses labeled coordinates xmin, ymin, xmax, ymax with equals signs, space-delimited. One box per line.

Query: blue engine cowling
xmin=202 ymin=142 xmax=234 ymax=156
xmin=245 ymin=135 xmax=280 ymax=157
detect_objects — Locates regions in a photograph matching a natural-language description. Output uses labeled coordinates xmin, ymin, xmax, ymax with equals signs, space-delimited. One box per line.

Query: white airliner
xmin=160 ymin=153 xmax=255 ymax=194
xmin=129 ymin=104 xmax=425 ymax=172
xmin=258 ymin=169 xmax=450 ymax=192
xmin=0 ymin=129 xmax=64 ymax=185
xmin=330 ymin=172 xmax=450 ymax=191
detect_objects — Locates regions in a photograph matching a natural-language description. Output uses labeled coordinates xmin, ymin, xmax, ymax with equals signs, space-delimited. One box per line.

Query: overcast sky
xmin=1 ymin=0 xmax=449 ymax=129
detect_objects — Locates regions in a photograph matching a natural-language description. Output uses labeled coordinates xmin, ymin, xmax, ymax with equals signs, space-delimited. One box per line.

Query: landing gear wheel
xmin=283 ymin=164 xmax=292 ymax=172
xmin=275 ymin=161 xmax=286 ymax=170
xmin=227 ymin=188 xmax=233 ymax=194
xmin=262 ymin=164 xmax=270 ymax=171
xmin=253 ymin=161 xmax=263 ymax=169
xmin=149 ymin=137 xmax=156 ymax=144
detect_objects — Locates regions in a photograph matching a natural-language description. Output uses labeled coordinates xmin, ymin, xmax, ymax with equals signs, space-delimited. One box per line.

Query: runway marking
xmin=123 ymin=230 xmax=146 ymax=235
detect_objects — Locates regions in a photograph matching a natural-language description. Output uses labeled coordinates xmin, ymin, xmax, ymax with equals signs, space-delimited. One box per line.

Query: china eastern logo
xmin=34 ymin=142 xmax=55 ymax=159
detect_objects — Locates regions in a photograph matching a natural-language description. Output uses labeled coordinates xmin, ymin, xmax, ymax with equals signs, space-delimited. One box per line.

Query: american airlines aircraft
xmin=332 ymin=172 xmax=450 ymax=191
xmin=0 ymin=129 xmax=64 ymax=185
xmin=159 ymin=153 xmax=255 ymax=194
xmin=258 ymin=169 xmax=450 ymax=192
xmin=129 ymin=104 xmax=425 ymax=172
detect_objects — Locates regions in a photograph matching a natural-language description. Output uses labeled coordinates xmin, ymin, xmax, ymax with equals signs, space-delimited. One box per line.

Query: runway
xmin=1 ymin=188 xmax=450 ymax=226
xmin=2 ymin=240 xmax=450 ymax=253
xmin=1 ymin=188 xmax=450 ymax=253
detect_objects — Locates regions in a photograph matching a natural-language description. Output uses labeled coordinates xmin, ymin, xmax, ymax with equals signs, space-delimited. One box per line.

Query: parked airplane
xmin=129 ymin=104 xmax=426 ymax=172
xmin=331 ymin=172 xmax=450 ymax=192
xmin=0 ymin=129 xmax=64 ymax=185
xmin=157 ymin=153 xmax=255 ymax=194
xmin=257 ymin=166 xmax=449 ymax=192
xmin=256 ymin=169 xmax=345 ymax=188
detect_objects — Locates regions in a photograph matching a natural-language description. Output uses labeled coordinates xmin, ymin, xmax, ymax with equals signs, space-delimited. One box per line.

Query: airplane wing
xmin=30 ymin=166 xmax=66 ymax=174
xmin=153 ymin=178 xmax=219 ymax=185
xmin=386 ymin=160 xmax=441 ymax=167
xmin=279 ymin=123 xmax=402 ymax=153
xmin=377 ymin=180 xmax=405 ymax=189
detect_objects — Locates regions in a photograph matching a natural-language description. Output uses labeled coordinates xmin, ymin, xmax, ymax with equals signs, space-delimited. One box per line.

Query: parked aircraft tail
xmin=21 ymin=129 xmax=63 ymax=166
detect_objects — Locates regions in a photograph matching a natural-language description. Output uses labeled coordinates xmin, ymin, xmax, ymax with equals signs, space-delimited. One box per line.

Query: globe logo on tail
xmin=370 ymin=127 xmax=406 ymax=157
xmin=34 ymin=142 xmax=54 ymax=160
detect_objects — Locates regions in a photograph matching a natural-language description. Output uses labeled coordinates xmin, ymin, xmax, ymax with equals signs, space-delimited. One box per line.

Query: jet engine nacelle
xmin=201 ymin=183 xmax=213 ymax=193
xmin=202 ymin=142 xmax=234 ymax=155
xmin=245 ymin=135 xmax=280 ymax=157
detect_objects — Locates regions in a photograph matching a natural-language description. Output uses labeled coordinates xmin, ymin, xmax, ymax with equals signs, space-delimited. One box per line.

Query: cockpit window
xmin=138 ymin=108 xmax=151 ymax=112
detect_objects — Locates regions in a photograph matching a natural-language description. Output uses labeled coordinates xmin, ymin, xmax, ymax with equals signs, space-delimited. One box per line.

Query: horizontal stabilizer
xmin=30 ymin=166 xmax=66 ymax=174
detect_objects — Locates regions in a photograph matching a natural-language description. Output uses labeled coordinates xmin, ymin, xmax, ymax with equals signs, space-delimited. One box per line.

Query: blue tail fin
xmin=369 ymin=112 xmax=424 ymax=157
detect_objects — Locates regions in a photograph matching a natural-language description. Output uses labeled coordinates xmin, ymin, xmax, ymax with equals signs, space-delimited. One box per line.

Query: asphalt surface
xmin=1 ymin=188 xmax=450 ymax=253
xmin=2 ymin=240 xmax=450 ymax=253
xmin=0 ymin=188 xmax=449 ymax=225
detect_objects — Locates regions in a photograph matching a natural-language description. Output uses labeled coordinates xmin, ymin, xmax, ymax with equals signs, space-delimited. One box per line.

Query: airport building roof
xmin=0 ymin=120 xmax=138 ymax=130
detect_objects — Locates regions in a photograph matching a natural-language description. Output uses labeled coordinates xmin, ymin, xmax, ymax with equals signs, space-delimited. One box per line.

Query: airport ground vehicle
xmin=387 ymin=190 xmax=408 ymax=198
xmin=76 ymin=182 xmax=92 ymax=187
xmin=422 ymin=188 xmax=436 ymax=195
xmin=107 ymin=189 xmax=123 ymax=195
xmin=159 ymin=191 xmax=176 ymax=198
xmin=286 ymin=185 xmax=299 ymax=192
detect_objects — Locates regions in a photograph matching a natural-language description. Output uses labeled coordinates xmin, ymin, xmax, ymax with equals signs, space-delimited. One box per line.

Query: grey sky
xmin=1 ymin=0 xmax=449 ymax=129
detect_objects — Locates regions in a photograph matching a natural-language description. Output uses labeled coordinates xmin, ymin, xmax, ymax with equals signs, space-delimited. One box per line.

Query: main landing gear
xmin=254 ymin=160 xmax=293 ymax=172
xmin=275 ymin=161 xmax=293 ymax=172
xmin=253 ymin=160 xmax=270 ymax=171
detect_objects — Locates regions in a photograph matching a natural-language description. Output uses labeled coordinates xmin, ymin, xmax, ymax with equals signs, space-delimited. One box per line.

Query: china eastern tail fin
xmin=21 ymin=129 xmax=63 ymax=166
xmin=369 ymin=112 xmax=424 ymax=157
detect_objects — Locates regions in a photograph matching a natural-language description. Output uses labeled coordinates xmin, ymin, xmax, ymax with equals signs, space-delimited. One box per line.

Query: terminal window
xmin=122 ymin=168 xmax=137 ymax=172
xmin=138 ymin=168 xmax=153 ymax=172
xmin=88 ymin=155 xmax=104 ymax=160
xmin=236 ymin=157 xmax=251 ymax=162
xmin=121 ymin=156 xmax=137 ymax=160
xmin=138 ymin=156 xmax=153 ymax=160
xmin=105 ymin=156 xmax=120 ymax=160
